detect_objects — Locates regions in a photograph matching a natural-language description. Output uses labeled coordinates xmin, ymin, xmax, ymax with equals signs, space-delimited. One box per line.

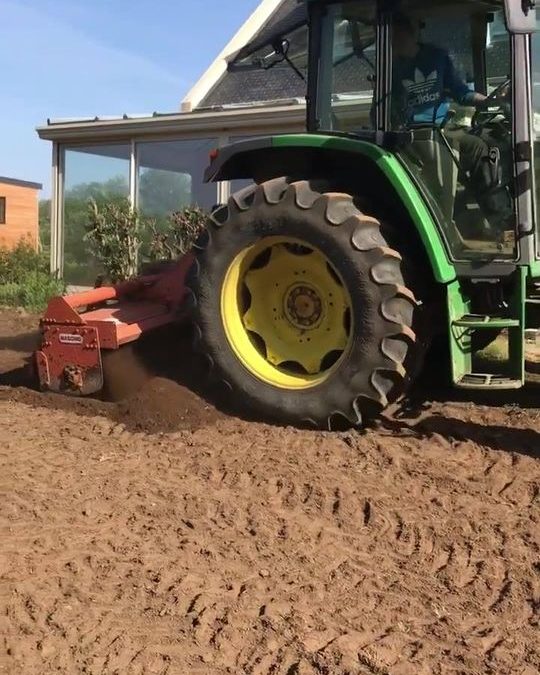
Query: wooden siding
xmin=0 ymin=181 xmax=40 ymax=250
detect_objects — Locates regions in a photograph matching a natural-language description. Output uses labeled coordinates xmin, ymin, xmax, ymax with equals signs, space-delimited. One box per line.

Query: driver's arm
xmin=442 ymin=51 xmax=486 ymax=106
xmin=467 ymin=91 xmax=487 ymax=106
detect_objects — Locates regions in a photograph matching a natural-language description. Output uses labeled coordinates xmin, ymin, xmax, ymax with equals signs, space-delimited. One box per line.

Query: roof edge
xmin=35 ymin=102 xmax=308 ymax=142
xmin=180 ymin=0 xmax=284 ymax=113
xmin=0 ymin=176 xmax=42 ymax=191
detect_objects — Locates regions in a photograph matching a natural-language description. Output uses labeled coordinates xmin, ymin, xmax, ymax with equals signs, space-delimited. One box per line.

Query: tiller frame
xmin=35 ymin=253 xmax=194 ymax=395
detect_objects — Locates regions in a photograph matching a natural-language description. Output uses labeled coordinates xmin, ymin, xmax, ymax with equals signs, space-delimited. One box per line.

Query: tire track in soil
xmin=1 ymin=309 xmax=539 ymax=673
xmin=1 ymin=400 xmax=539 ymax=674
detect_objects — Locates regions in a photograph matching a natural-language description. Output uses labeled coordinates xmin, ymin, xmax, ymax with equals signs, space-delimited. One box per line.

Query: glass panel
xmin=136 ymin=138 xmax=218 ymax=257
xmin=63 ymin=144 xmax=130 ymax=286
xmin=230 ymin=177 xmax=255 ymax=196
xmin=137 ymin=138 xmax=218 ymax=216
xmin=390 ymin=3 xmax=514 ymax=261
xmin=317 ymin=1 xmax=377 ymax=132
xmin=532 ymin=29 xmax=540 ymax=256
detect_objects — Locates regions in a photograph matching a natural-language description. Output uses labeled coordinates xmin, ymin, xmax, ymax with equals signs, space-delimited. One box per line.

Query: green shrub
xmin=0 ymin=240 xmax=65 ymax=311
xmin=0 ymin=239 xmax=48 ymax=283
xmin=85 ymin=198 xmax=147 ymax=284
xmin=20 ymin=271 xmax=65 ymax=311
xmin=86 ymin=200 xmax=208 ymax=283
xmin=147 ymin=206 xmax=207 ymax=260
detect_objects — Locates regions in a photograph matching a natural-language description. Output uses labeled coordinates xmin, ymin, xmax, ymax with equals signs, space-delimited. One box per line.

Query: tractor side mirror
xmin=505 ymin=1 xmax=537 ymax=33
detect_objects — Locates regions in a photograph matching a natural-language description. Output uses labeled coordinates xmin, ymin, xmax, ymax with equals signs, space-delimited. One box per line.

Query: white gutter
xmin=36 ymin=102 xmax=308 ymax=142
xmin=180 ymin=0 xmax=283 ymax=113
xmin=35 ymin=97 xmax=375 ymax=143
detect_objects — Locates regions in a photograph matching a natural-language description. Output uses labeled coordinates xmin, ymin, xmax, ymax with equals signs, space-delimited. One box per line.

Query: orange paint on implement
xmin=35 ymin=253 xmax=194 ymax=395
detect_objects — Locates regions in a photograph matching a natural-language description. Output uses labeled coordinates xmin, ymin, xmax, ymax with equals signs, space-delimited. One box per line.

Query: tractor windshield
xmin=316 ymin=0 xmax=514 ymax=262
xmin=315 ymin=1 xmax=377 ymax=131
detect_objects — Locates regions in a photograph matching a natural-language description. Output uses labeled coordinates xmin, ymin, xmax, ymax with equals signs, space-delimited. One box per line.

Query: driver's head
xmin=393 ymin=11 xmax=420 ymax=58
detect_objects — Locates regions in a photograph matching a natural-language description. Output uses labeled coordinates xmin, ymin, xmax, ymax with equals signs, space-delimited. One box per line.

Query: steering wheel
xmin=471 ymin=78 xmax=511 ymax=131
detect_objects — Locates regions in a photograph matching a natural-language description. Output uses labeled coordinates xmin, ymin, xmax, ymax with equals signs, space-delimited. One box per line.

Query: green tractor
xmin=188 ymin=0 xmax=539 ymax=428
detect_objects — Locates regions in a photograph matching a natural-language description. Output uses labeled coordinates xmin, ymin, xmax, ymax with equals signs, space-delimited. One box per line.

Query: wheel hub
xmin=285 ymin=284 xmax=323 ymax=329
xmin=221 ymin=236 xmax=353 ymax=388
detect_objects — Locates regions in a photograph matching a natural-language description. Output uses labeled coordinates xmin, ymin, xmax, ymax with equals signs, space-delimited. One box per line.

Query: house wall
xmin=0 ymin=182 xmax=39 ymax=250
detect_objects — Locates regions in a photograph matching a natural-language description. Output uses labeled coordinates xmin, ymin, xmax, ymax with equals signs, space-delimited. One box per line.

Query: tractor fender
xmin=205 ymin=134 xmax=455 ymax=284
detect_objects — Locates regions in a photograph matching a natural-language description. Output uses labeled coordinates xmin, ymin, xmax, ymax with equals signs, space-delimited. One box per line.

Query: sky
xmin=0 ymin=0 xmax=261 ymax=196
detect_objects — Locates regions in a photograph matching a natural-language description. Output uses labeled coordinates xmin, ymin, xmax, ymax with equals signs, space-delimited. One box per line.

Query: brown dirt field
xmin=1 ymin=308 xmax=539 ymax=675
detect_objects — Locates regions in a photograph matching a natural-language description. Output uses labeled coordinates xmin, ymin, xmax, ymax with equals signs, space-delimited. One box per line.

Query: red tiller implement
xmin=35 ymin=253 xmax=194 ymax=396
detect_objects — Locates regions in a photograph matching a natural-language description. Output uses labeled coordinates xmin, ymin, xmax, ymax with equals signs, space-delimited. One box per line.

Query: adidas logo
xmin=402 ymin=68 xmax=441 ymax=107
xmin=402 ymin=68 xmax=438 ymax=94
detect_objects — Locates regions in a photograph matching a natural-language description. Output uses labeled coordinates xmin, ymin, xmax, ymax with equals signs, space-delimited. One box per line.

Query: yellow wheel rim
xmin=221 ymin=237 xmax=353 ymax=390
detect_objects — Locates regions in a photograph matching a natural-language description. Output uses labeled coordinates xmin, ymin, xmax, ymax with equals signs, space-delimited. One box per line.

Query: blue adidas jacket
xmin=393 ymin=43 xmax=474 ymax=125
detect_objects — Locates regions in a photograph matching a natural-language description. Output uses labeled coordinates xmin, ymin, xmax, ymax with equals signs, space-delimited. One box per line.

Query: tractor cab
xmin=308 ymin=0 xmax=536 ymax=265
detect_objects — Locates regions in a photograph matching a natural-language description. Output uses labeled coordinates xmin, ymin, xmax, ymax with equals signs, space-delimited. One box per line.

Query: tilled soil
xmin=1 ymin=309 xmax=539 ymax=674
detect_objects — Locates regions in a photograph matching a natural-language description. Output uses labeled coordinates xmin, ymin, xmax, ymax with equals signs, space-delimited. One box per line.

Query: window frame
xmin=309 ymin=0 xmax=383 ymax=133
xmin=61 ymin=142 xmax=132 ymax=286
xmin=389 ymin=6 xmax=518 ymax=263
xmin=57 ymin=136 xmax=223 ymax=284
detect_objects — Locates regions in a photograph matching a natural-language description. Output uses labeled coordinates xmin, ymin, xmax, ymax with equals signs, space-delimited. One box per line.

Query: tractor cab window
xmin=316 ymin=1 xmax=377 ymax=132
xmin=391 ymin=2 xmax=515 ymax=262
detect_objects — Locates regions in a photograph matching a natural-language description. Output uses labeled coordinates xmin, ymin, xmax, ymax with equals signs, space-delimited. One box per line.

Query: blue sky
xmin=0 ymin=0 xmax=260 ymax=196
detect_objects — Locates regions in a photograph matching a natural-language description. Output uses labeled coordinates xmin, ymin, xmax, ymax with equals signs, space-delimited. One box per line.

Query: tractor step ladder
xmin=527 ymin=282 xmax=540 ymax=306
xmin=447 ymin=268 xmax=526 ymax=390
xmin=453 ymin=315 xmax=520 ymax=329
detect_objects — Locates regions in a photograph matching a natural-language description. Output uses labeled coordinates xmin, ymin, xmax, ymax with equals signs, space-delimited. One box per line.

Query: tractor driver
xmin=392 ymin=12 xmax=487 ymax=125
xmin=391 ymin=12 xmax=512 ymax=234
xmin=391 ymin=12 xmax=489 ymax=187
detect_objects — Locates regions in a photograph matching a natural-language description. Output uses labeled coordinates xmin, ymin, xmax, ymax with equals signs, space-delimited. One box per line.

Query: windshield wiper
xmin=255 ymin=39 xmax=306 ymax=82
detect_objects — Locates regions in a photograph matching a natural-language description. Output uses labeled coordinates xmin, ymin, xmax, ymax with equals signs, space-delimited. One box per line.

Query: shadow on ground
xmin=419 ymin=415 xmax=540 ymax=458
xmin=404 ymin=354 xmax=540 ymax=411
xmin=0 ymin=330 xmax=40 ymax=353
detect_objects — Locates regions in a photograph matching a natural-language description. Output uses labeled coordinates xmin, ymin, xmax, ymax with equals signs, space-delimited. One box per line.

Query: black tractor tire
xmin=187 ymin=177 xmax=420 ymax=429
